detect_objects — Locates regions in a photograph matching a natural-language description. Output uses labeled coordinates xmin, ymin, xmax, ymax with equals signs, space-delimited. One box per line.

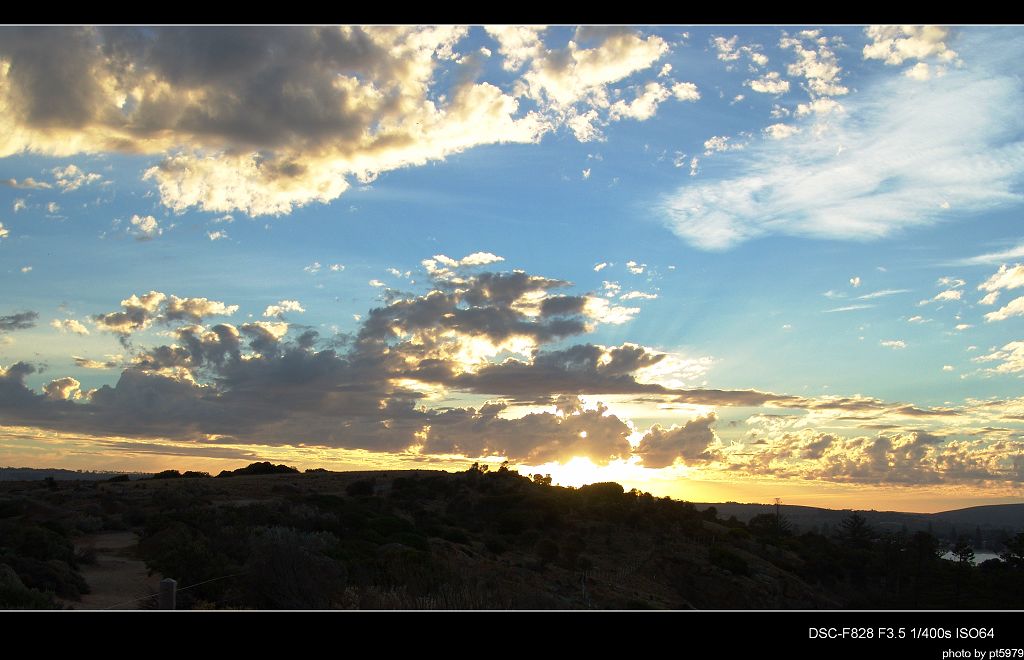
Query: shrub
xmin=228 ymin=462 xmax=300 ymax=477
xmin=709 ymin=546 xmax=750 ymax=576
xmin=346 ymin=479 xmax=376 ymax=497
xmin=245 ymin=527 xmax=346 ymax=609
xmin=0 ymin=564 xmax=56 ymax=609
xmin=534 ymin=538 xmax=559 ymax=565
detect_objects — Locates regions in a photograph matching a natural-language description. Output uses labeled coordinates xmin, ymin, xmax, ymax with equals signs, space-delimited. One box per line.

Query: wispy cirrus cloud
xmin=659 ymin=30 xmax=1024 ymax=251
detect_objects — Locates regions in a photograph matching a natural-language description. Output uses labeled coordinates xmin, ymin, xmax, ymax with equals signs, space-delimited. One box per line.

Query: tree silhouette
xmin=952 ymin=535 xmax=974 ymax=608
xmin=1001 ymin=532 xmax=1024 ymax=568
xmin=906 ymin=531 xmax=941 ymax=608
xmin=749 ymin=512 xmax=791 ymax=540
xmin=953 ymin=536 xmax=975 ymax=566
xmin=839 ymin=513 xmax=873 ymax=550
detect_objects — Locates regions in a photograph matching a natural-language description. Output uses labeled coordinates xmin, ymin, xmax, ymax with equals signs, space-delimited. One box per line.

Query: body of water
xmin=941 ymin=550 xmax=1002 ymax=564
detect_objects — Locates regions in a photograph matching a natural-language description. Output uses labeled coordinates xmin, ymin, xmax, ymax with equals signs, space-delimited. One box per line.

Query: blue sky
xmin=0 ymin=26 xmax=1022 ymax=510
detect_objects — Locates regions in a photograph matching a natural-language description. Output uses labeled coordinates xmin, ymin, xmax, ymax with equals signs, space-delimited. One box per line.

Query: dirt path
xmin=66 ymin=531 xmax=161 ymax=610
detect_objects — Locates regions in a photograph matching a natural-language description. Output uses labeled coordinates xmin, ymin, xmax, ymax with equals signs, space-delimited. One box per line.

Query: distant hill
xmin=695 ymin=502 xmax=1024 ymax=535
xmin=0 ymin=467 xmax=150 ymax=482
xmin=930 ymin=503 xmax=1024 ymax=529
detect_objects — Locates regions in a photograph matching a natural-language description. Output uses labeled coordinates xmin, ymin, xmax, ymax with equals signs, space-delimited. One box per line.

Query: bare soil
xmin=65 ymin=531 xmax=161 ymax=610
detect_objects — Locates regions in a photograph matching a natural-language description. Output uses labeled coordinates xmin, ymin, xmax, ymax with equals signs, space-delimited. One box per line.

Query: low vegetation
xmin=1 ymin=462 xmax=1022 ymax=609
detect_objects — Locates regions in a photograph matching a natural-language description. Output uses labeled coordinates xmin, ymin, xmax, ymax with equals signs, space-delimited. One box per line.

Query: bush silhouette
xmin=709 ymin=546 xmax=750 ymax=576
xmin=245 ymin=526 xmax=346 ymax=609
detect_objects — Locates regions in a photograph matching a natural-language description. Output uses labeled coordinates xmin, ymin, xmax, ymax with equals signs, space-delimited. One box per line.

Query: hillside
xmin=695 ymin=502 xmax=1024 ymax=540
xmin=1 ymin=465 xmax=1022 ymax=610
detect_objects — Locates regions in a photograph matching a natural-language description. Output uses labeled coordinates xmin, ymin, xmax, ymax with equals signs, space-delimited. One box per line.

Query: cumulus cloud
xmin=747 ymin=71 xmax=789 ymax=94
xmin=880 ymin=339 xmax=906 ymax=349
xmin=593 ymin=262 xmax=608 ymax=272
xmin=671 ymin=82 xmax=700 ymax=102
xmin=702 ymin=135 xmax=743 ymax=156
xmin=713 ymin=35 xmax=742 ymax=61
xmin=608 ymin=82 xmax=670 ymax=121
xmin=985 ymin=297 xmax=1024 ymax=322
xmin=485 ymin=25 xmax=544 ymax=71
xmin=207 ymin=230 xmax=227 ymax=241
xmin=863 ymin=25 xmax=959 ymax=66
xmin=849 ymin=276 xmax=861 ymax=288
xmin=660 ymin=31 xmax=1024 ymax=250
xmin=2 ymin=177 xmax=51 ymax=189
xmin=0 ymin=223 xmax=8 ymax=241
xmin=50 ymin=318 xmax=90 ymax=335
xmin=129 ymin=214 xmax=161 ymax=240
xmin=51 ymin=164 xmax=102 ymax=192
xmin=93 ymin=291 xmax=238 ymax=337
xmin=515 ymin=27 xmax=668 ymax=110
xmin=733 ymin=429 xmax=995 ymax=484
xmin=0 ymin=264 xmax=657 ymax=464
xmin=979 ymin=264 xmax=1024 ymax=295
xmin=711 ymin=35 xmax=766 ymax=69
xmin=263 ymin=300 xmax=305 ymax=318
xmin=583 ymin=297 xmax=639 ymax=325
xmin=625 ymin=260 xmax=645 ymax=275
xmin=795 ymin=97 xmax=844 ymax=117
xmin=0 ymin=27 xmax=677 ymax=216
xmin=764 ymin=123 xmax=800 ymax=140
xmin=635 ymin=413 xmax=722 ymax=468
xmin=43 ymin=376 xmax=80 ymax=401
xmin=934 ymin=289 xmax=963 ymax=302
xmin=422 ymin=252 xmax=505 ymax=280
xmin=0 ymin=311 xmax=38 ymax=333
xmin=0 ymin=258 xmax=999 ymax=475
xmin=904 ymin=62 xmax=944 ymax=81
xmin=780 ymin=29 xmax=848 ymax=98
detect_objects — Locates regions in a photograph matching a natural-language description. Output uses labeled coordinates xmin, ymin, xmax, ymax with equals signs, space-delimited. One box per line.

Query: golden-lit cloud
xmin=50 ymin=318 xmax=90 ymax=335
xmin=0 ymin=26 xmax=681 ymax=216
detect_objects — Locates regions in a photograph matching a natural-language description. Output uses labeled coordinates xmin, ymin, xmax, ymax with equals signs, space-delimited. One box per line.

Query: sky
xmin=1 ymin=25 xmax=1023 ymax=512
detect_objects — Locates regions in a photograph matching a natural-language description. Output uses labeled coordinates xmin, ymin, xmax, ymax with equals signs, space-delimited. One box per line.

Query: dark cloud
xmin=0 ymin=27 xmax=677 ymax=216
xmin=93 ymin=292 xmax=237 ymax=340
xmin=634 ymin=413 xmax=721 ymax=468
xmin=421 ymin=401 xmax=633 ymax=465
xmin=0 ymin=311 xmax=38 ymax=333
xmin=733 ymin=428 xmax=1022 ymax=485
xmin=440 ymin=343 xmax=671 ymax=397
xmin=0 ymin=265 xmax=1005 ymax=479
xmin=73 ymin=356 xmax=124 ymax=370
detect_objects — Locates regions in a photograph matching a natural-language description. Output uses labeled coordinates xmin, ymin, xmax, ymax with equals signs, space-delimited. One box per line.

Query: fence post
xmin=159 ymin=578 xmax=177 ymax=610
